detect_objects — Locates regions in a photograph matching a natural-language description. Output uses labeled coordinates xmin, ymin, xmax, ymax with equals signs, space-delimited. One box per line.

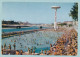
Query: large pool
xmin=2 ymin=31 xmax=63 ymax=53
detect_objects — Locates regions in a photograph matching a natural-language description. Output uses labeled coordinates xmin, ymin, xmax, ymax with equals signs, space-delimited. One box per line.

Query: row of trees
xmin=2 ymin=20 xmax=19 ymax=24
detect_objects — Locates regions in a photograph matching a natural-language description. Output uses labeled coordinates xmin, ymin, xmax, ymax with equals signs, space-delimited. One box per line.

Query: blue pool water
xmin=2 ymin=26 xmax=47 ymax=33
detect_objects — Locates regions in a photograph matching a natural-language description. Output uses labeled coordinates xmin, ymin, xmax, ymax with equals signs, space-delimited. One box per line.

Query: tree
xmin=69 ymin=3 xmax=78 ymax=21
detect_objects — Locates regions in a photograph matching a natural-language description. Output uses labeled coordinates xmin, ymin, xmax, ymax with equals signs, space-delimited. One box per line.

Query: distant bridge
xmin=2 ymin=25 xmax=33 ymax=28
xmin=2 ymin=24 xmax=47 ymax=28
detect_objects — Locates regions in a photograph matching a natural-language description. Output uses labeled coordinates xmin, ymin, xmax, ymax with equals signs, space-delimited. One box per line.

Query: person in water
xmin=33 ymin=50 xmax=35 ymax=54
xmin=13 ymin=43 xmax=16 ymax=50
xmin=2 ymin=45 xmax=3 ymax=50
xmin=44 ymin=50 xmax=47 ymax=55
xmin=40 ymin=50 xmax=44 ymax=55
xmin=4 ymin=43 xmax=6 ymax=49
xmin=8 ymin=44 xmax=11 ymax=50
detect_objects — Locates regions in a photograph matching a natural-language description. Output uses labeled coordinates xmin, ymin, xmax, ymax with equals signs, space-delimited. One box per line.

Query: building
xmin=63 ymin=21 xmax=73 ymax=25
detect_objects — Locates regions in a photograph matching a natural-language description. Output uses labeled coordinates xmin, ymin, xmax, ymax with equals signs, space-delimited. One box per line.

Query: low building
xmin=63 ymin=21 xmax=73 ymax=25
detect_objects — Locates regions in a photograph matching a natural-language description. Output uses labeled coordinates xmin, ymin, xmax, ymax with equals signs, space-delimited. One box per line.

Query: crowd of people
xmin=47 ymin=28 xmax=78 ymax=55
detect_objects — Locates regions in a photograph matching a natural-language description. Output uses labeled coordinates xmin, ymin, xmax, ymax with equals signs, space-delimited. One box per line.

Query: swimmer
xmin=14 ymin=40 xmax=16 ymax=42
xmin=20 ymin=45 xmax=22 ymax=48
xmin=11 ymin=40 xmax=12 ymax=42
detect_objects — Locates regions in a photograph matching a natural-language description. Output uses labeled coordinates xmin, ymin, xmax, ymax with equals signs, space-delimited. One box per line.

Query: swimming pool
xmin=2 ymin=31 xmax=63 ymax=53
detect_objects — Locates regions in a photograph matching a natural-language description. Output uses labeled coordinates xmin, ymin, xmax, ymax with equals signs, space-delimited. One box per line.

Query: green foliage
xmin=2 ymin=20 xmax=19 ymax=24
xmin=69 ymin=3 xmax=78 ymax=21
xmin=62 ymin=23 xmax=67 ymax=25
xmin=69 ymin=24 xmax=73 ymax=27
xmin=58 ymin=23 xmax=67 ymax=26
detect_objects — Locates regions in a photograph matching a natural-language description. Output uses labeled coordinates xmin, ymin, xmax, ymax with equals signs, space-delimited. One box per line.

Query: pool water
xmin=2 ymin=31 xmax=63 ymax=53
xmin=2 ymin=26 xmax=47 ymax=33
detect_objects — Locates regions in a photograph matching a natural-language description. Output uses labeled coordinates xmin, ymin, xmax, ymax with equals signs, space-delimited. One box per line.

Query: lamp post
xmin=51 ymin=6 xmax=60 ymax=30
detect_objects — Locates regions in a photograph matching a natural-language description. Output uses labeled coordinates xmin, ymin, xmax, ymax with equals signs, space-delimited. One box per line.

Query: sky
xmin=2 ymin=2 xmax=74 ymax=24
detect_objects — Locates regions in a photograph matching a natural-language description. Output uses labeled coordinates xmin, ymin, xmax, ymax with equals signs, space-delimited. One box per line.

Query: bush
xmin=69 ymin=24 xmax=73 ymax=27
